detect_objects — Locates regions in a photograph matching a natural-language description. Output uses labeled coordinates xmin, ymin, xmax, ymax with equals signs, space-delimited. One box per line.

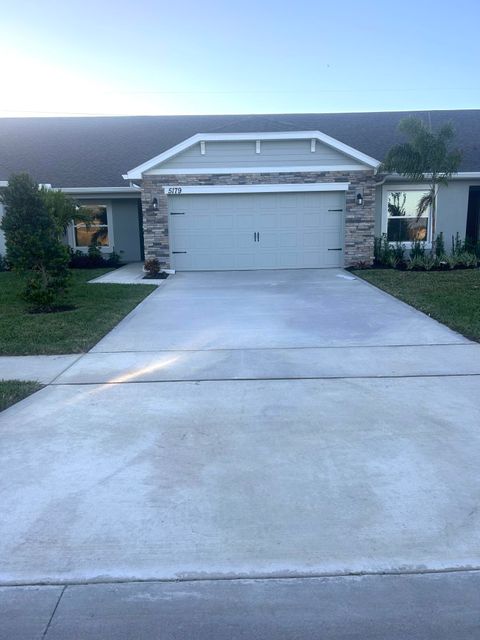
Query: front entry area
xmin=168 ymin=191 xmax=345 ymax=270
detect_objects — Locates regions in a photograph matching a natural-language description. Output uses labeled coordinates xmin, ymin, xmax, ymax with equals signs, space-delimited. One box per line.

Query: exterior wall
xmin=71 ymin=198 xmax=142 ymax=262
xmin=374 ymin=185 xmax=383 ymax=236
xmin=142 ymin=170 xmax=376 ymax=268
xmin=0 ymin=203 xmax=5 ymax=256
xmin=110 ymin=199 xmax=142 ymax=262
xmin=377 ymin=180 xmax=480 ymax=250
xmin=152 ymin=140 xmax=366 ymax=172
xmin=436 ymin=181 xmax=480 ymax=249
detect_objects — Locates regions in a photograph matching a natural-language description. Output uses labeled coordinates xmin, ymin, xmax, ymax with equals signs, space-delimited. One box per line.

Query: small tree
xmin=0 ymin=173 xmax=71 ymax=311
xmin=381 ymin=117 xmax=462 ymax=247
xmin=41 ymin=187 xmax=91 ymax=236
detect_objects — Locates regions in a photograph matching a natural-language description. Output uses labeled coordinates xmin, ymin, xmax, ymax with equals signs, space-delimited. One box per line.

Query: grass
xmin=353 ymin=268 xmax=480 ymax=342
xmin=0 ymin=269 xmax=156 ymax=355
xmin=0 ymin=380 xmax=43 ymax=412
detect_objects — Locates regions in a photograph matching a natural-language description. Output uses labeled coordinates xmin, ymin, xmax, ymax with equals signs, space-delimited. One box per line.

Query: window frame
xmin=71 ymin=201 xmax=114 ymax=252
xmin=382 ymin=183 xmax=433 ymax=247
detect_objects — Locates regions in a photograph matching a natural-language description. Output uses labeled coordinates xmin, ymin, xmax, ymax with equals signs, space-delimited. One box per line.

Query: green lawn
xmin=0 ymin=269 xmax=156 ymax=355
xmin=0 ymin=380 xmax=43 ymax=412
xmin=353 ymin=268 xmax=480 ymax=342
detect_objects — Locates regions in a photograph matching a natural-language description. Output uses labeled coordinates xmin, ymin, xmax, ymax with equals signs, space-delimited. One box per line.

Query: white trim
xmin=255 ymin=140 xmax=261 ymax=154
xmin=163 ymin=182 xmax=349 ymax=195
xmin=61 ymin=186 xmax=140 ymax=194
xmin=0 ymin=181 xmax=8 ymax=187
xmin=148 ymin=164 xmax=368 ymax=176
xmin=311 ymin=139 xmax=316 ymax=153
xmin=200 ymin=141 xmax=206 ymax=155
xmin=71 ymin=202 xmax=115 ymax=252
xmin=383 ymin=172 xmax=480 ymax=183
xmin=448 ymin=172 xmax=480 ymax=180
xmin=123 ymin=130 xmax=381 ymax=179
xmin=381 ymin=183 xmax=433 ymax=245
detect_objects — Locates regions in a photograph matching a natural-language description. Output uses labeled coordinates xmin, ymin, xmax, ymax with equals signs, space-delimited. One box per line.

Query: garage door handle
xmin=328 ymin=248 xmax=343 ymax=251
xmin=172 ymin=251 xmax=187 ymax=254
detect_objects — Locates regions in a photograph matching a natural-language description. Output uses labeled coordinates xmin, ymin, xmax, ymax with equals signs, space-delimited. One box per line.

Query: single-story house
xmin=0 ymin=110 xmax=479 ymax=270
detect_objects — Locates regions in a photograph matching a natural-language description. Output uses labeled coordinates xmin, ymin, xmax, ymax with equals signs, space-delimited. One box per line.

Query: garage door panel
xmin=169 ymin=192 xmax=344 ymax=270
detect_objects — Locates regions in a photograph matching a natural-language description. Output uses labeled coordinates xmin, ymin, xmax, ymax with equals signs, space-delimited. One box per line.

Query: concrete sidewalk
xmin=2 ymin=572 xmax=480 ymax=640
xmin=89 ymin=262 xmax=169 ymax=285
xmin=0 ymin=354 xmax=81 ymax=384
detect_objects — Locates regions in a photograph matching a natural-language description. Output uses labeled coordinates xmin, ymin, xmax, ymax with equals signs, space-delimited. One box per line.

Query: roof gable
xmin=124 ymin=131 xmax=380 ymax=179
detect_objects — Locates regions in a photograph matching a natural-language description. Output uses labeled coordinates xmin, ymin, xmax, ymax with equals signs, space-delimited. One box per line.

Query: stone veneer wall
xmin=141 ymin=170 xmax=376 ymax=268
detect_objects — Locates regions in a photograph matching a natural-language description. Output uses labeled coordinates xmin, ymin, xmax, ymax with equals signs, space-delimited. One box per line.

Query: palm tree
xmin=381 ymin=117 xmax=462 ymax=247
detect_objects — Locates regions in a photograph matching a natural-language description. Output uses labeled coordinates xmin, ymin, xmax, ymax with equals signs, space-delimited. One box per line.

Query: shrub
xmin=374 ymin=234 xmax=393 ymax=266
xmin=105 ymin=250 xmax=122 ymax=268
xmin=0 ymin=173 xmax=70 ymax=312
xmin=0 ymin=254 xmax=10 ymax=271
xmin=451 ymin=232 xmax=465 ymax=256
xmin=87 ymin=244 xmax=105 ymax=267
xmin=454 ymin=251 xmax=478 ymax=269
xmin=409 ymin=240 xmax=426 ymax=260
xmin=435 ymin=232 xmax=446 ymax=258
xmin=144 ymin=258 xmax=160 ymax=278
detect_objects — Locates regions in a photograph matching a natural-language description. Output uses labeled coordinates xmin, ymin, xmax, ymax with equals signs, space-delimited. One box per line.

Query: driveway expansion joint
xmin=4 ymin=566 xmax=480 ymax=589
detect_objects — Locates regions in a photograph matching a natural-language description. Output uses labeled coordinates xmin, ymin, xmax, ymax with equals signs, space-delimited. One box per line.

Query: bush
xmin=0 ymin=173 xmax=71 ymax=312
xmin=144 ymin=258 xmax=160 ymax=278
xmin=409 ymin=240 xmax=426 ymax=260
xmin=0 ymin=254 xmax=10 ymax=271
xmin=435 ymin=232 xmax=446 ymax=258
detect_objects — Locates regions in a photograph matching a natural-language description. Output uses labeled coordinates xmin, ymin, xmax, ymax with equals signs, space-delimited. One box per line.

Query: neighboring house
xmin=0 ymin=110 xmax=479 ymax=270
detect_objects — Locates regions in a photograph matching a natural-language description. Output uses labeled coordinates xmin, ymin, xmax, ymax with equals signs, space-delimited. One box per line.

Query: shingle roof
xmin=0 ymin=110 xmax=479 ymax=187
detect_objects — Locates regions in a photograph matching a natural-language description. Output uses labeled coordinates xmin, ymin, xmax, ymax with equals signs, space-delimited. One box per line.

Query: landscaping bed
xmin=0 ymin=380 xmax=43 ymax=412
xmin=353 ymin=268 xmax=480 ymax=343
xmin=0 ymin=269 xmax=156 ymax=355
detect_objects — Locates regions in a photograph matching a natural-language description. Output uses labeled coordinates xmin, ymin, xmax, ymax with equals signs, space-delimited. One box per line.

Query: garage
xmin=168 ymin=191 xmax=345 ymax=271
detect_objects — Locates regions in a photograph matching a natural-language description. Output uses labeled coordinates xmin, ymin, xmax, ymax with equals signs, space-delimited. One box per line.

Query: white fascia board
xmin=162 ymin=182 xmax=350 ymax=195
xmin=451 ymin=172 xmax=480 ymax=180
xmin=124 ymin=130 xmax=380 ymax=179
xmin=60 ymin=186 xmax=140 ymax=193
xmin=383 ymin=171 xmax=480 ymax=183
xmin=0 ymin=181 xmax=8 ymax=187
xmin=150 ymin=164 xmax=369 ymax=175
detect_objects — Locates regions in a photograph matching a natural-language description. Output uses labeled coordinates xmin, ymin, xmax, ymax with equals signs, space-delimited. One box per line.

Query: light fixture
xmin=152 ymin=197 xmax=158 ymax=212
xmin=356 ymin=192 xmax=364 ymax=207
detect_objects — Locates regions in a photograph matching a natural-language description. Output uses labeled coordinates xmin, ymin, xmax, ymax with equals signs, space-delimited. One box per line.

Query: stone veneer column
xmin=344 ymin=176 xmax=376 ymax=267
xmin=141 ymin=177 xmax=170 ymax=268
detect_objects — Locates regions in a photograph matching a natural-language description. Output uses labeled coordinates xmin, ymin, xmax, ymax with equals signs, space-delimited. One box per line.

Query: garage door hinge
xmin=172 ymin=251 xmax=187 ymax=254
xmin=328 ymin=248 xmax=343 ymax=251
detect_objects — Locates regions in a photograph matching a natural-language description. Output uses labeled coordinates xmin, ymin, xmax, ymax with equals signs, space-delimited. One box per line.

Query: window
xmin=386 ymin=190 xmax=431 ymax=243
xmin=74 ymin=205 xmax=109 ymax=247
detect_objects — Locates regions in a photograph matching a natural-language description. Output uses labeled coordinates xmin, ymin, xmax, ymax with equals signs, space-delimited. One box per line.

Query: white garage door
xmin=169 ymin=192 xmax=344 ymax=271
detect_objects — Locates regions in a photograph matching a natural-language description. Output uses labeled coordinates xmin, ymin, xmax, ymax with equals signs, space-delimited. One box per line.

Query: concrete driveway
xmin=1 ymin=269 xmax=480 ymax=586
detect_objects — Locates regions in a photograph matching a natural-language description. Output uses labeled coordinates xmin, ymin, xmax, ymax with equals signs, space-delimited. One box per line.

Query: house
xmin=1 ymin=110 xmax=479 ymax=270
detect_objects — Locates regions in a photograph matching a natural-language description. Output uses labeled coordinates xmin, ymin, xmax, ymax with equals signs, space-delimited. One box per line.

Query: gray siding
xmin=111 ymin=199 xmax=142 ymax=262
xmin=151 ymin=140 xmax=365 ymax=172
xmin=74 ymin=198 xmax=142 ymax=262
xmin=436 ymin=181 xmax=480 ymax=248
xmin=377 ymin=180 xmax=480 ymax=248
xmin=0 ymin=203 xmax=5 ymax=255
xmin=374 ymin=185 xmax=383 ymax=236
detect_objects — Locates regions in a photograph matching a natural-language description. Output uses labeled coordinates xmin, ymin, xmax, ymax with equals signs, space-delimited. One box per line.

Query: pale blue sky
xmin=1 ymin=0 xmax=479 ymax=116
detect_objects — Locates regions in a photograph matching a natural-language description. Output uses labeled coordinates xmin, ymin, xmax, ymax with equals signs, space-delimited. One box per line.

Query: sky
xmin=0 ymin=0 xmax=479 ymax=117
